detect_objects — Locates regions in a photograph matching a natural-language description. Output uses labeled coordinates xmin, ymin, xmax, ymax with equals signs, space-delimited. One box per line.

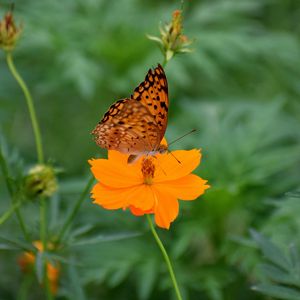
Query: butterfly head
xmin=157 ymin=144 xmax=168 ymax=154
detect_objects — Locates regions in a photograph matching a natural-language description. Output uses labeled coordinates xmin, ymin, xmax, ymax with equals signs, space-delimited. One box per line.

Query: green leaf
xmin=0 ymin=235 xmax=32 ymax=251
xmin=108 ymin=263 xmax=131 ymax=287
xmin=250 ymin=229 xmax=291 ymax=271
xmin=252 ymin=284 xmax=300 ymax=300
xmin=70 ymin=224 xmax=94 ymax=238
xmin=70 ymin=231 xmax=141 ymax=246
xmin=137 ymin=258 xmax=158 ymax=300
xmin=260 ymin=263 xmax=295 ymax=285
xmin=66 ymin=258 xmax=87 ymax=300
xmin=0 ymin=243 xmax=19 ymax=250
xmin=289 ymin=244 xmax=300 ymax=285
xmin=35 ymin=251 xmax=45 ymax=284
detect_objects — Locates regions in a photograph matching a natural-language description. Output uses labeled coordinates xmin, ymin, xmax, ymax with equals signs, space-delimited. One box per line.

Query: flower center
xmin=141 ymin=158 xmax=155 ymax=184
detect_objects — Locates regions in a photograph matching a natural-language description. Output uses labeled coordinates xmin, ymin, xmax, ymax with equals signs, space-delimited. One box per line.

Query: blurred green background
xmin=1 ymin=0 xmax=300 ymax=299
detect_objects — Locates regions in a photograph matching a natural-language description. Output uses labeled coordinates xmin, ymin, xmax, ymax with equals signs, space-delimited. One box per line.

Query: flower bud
xmin=0 ymin=11 xmax=22 ymax=51
xmin=147 ymin=10 xmax=193 ymax=63
xmin=24 ymin=164 xmax=58 ymax=198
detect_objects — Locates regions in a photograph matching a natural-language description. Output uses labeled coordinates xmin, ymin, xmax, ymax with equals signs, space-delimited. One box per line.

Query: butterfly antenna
xmin=168 ymin=129 xmax=196 ymax=147
xmin=168 ymin=150 xmax=181 ymax=164
xmin=153 ymin=155 xmax=167 ymax=175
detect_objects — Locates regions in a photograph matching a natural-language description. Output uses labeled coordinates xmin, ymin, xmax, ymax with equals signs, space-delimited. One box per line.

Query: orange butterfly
xmin=92 ymin=64 xmax=169 ymax=163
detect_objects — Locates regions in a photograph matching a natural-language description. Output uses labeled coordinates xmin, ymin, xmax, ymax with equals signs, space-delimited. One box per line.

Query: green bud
xmin=24 ymin=164 xmax=58 ymax=198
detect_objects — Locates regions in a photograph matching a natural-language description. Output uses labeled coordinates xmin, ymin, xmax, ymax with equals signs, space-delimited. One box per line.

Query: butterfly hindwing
xmin=92 ymin=98 xmax=161 ymax=154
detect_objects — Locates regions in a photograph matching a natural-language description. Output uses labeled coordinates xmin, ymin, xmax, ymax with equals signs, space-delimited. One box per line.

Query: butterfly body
xmin=92 ymin=64 xmax=169 ymax=163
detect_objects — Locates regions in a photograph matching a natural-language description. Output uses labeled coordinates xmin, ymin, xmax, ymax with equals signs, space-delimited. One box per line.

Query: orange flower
xmin=18 ymin=241 xmax=60 ymax=295
xmin=89 ymin=148 xmax=209 ymax=229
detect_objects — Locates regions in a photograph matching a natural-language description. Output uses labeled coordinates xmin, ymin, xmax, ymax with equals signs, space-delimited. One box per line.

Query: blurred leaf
xmin=250 ymin=229 xmax=291 ymax=271
xmin=0 ymin=235 xmax=32 ymax=251
xmin=137 ymin=258 xmax=158 ymax=300
xmin=34 ymin=251 xmax=45 ymax=284
xmin=66 ymin=258 xmax=87 ymax=300
xmin=252 ymin=284 xmax=300 ymax=300
xmin=70 ymin=231 xmax=141 ymax=247
xmin=251 ymin=226 xmax=300 ymax=300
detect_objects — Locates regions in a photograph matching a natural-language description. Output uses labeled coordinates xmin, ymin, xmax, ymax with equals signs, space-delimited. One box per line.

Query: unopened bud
xmin=24 ymin=164 xmax=58 ymax=198
xmin=0 ymin=11 xmax=22 ymax=51
xmin=147 ymin=10 xmax=193 ymax=63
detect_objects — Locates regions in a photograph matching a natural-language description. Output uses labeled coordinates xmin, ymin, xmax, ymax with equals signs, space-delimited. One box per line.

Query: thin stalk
xmin=17 ymin=273 xmax=34 ymax=300
xmin=0 ymin=148 xmax=30 ymax=241
xmin=6 ymin=54 xmax=49 ymax=295
xmin=0 ymin=199 xmax=23 ymax=225
xmin=6 ymin=52 xmax=44 ymax=164
xmin=0 ymin=147 xmax=14 ymax=195
xmin=162 ymin=56 xmax=168 ymax=68
xmin=40 ymin=197 xmax=47 ymax=248
xmin=40 ymin=197 xmax=53 ymax=300
xmin=55 ymin=175 xmax=95 ymax=244
xmin=146 ymin=215 xmax=183 ymax=300
xmin=45 ymin=276 xmax=54 ymax=300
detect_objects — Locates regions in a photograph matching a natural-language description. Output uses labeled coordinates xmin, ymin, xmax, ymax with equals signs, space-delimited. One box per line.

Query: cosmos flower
xmin=89 ymin=147 xmax=209 ymax=229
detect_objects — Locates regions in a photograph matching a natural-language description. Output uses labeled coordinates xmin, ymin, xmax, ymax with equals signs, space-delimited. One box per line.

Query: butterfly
xmin=92 ymin=64 xmax=169 ymax=163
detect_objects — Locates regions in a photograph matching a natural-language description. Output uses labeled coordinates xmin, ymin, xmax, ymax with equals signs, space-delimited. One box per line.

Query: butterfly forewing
xmin=92 ymin=64 xmax=169 ymax=156
xmin=132 ymin=64 xmax=168 ymax=142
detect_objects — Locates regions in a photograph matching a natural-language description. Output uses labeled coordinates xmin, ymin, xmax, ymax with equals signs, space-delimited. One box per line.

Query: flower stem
xmin=40 ymin=197 xmax=47 ymax=248
xmin=39 ymin=196 xmax=53 ymax=300
xmin=0 ymin=199 xmax=23 ymax=225
xmin=55 ymin=175 xmax=95 ymax=244
xmin=6 ymin=51 xmax=44 ymax=164
xmin=146 ymin=215 xmax=183 ymax=300
xmin=45 ymin=276 xmax=54 ymax=300
xmin=0 ymin=147 xmax=30 ymax=241
xmin=162 ymin=56 xmax=168 ymax=68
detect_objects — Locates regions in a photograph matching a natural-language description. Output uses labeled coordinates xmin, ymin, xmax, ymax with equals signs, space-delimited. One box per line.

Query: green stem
xmin=15 ymin=206 xmax=30 ymax=241
xmin=0 ymin=147 xmax=14 ymax=195
xmin=17 ymin=273 xmax=34 ymax=300
xmin=55 ymin=175 xmax=95 ymax=244
xmin=6 ymin=52 xmax=44 ymax=164
xmin=45 ymin=276 xmax=54 ymax=300
xmin=40 ymin=197 xmax=54 ymax=300
xmin=146 ymin=215 xmax=183 ymax=300
xmin=0 ymin=199 xmax=23 ymax=225
xmin=162 ymin=56 xmax=168 ymax=68
xmin=0 ymin=148 xmax=30 ymax=241
xmin=40 ymin=197 xmax=47 ymax=248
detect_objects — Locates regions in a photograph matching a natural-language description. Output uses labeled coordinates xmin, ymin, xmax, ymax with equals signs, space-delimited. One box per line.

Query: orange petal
xmin=89 ymin=157 xmax=142 ymax=188
xmin=155 ymin=174 xmax=210 ymax=200
xmin=151 ymin=186 xmax=179 ymax=229
xmin=91 ymin=183 xmax=133 ymax=209
xmin=128 ymin=185 xmax=156 ymax=211
xmin=91 ymin=182 xmax=155 ymax=211
xmin=161 ymin=137 xmax=168 ymax=146
xmin=154 ymin=149 xmax=201 ymax=182
xmin=129 ymin=206 xmax=153 ymax=216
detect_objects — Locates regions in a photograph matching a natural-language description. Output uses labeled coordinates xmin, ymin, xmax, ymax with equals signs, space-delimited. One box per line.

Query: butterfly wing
xmin=92 ymin=98 xmax=161 ymax=155
xmin=131 ymin=64 xmax=168 ymax=143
